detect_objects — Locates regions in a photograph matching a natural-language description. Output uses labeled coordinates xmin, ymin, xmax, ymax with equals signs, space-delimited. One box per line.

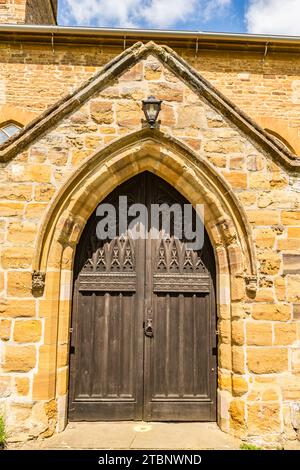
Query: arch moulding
xmin=32 ymin=129 xmax=257 ymax=434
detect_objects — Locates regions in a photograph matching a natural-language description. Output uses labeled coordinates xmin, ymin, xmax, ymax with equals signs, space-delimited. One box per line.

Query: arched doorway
xmin=68 ymin=171 xmax=217 ymax=422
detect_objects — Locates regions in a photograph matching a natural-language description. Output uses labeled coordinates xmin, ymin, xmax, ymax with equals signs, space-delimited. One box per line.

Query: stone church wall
xmin=0 ymin=48 xmax=299 ymax=446
xmin=0 ymin=42 xmax=299 ymax=153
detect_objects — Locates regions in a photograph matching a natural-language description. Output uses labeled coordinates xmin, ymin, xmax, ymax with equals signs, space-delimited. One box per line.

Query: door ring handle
xmin=144 ymin=318 xmax=153 ymax=337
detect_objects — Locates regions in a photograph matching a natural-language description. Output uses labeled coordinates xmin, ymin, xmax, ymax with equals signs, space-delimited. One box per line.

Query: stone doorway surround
xmin=30 ymin=131 xmax=257 ymax=439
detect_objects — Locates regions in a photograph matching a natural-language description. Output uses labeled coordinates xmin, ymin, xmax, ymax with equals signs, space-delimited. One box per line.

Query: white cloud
xmin=140 ymin=0 xmax=198 ymax=29
xmin=61 ymin=0 xmax=232 ymax=29
xmin=246 ymin=0 xmax=300 ymax=36
xmin=62 ymin=0 xmax=141 ymax=28
xmin=203 ymin=0 xmax=231 ymax=22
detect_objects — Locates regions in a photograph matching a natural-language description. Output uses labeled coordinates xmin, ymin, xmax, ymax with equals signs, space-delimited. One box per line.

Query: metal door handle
xmin=144 ymin=318 xmax=153 ymax=337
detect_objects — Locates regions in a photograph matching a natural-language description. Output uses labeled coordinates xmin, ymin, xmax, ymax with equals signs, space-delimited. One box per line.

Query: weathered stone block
xmin=247 ymin=210 xmax=280 ymax=226
xmin=229 ymin=156 xmax=244 ymax=170
xmin=282 ymin=254 xmax=300 ymax=275
xmin=231 ymin=320 xmax=244 ymax=345
xmin=25 ymin=164 xmax=52 ymax=183
xmin=0 ymin=299 xmax=35 ymax=317
xmin=247 ymin=155 xmax=264 ymax=171
xmin=219 ymin=320 xmax=231 ymax=344
xmin=229 ymin=398 xmax=246 ymax=434
xmin=57 ymin=367 xmax=68 ymax=396
xmin=90 ymin=101 xmax=113 ymax=124
xmin=70 ymin=111 xmax=89 ymax=125
xmin=0 ymin=201 xmax=24 ymax=217
xmin=204 ymin=139 xmax=244 ymax=154
xmin=176 ymin=105 xmax=205 ymax=129
xmin=274 ymin=323 xmax=297 ymax=345
xmin=222 ymin=171 xmax=247 ymax=189
xmin=247 ymin=403 xmax=281 ymax=434
xmin=182 ymin=137 xmax=201 ymax=151
xmin=7 ymin=271 xmax=32 ymax=297
xmin=0 ymin=376 xmax=11 ymax=398
xmin=258 ymin=252 xmax=281 ymax=275
xmin=255 ymin=288 xmax=274 ymax=302
xmin=34 ymin=184 xmax=55 ymax=202
xmin=278 ymin=238 xmax=300 ymax=250
xmin=144 ymin=61 xmax=162 ymax=80
xmin=280 ymin=376 xmax=300 ymax=400
xmin=120 ymin=63 xmax=143 ymax=81
xmin=288 ymin=227 xmax=300 ymax=238
xmin=48 ymin=148 xmax=68 ymax=166
xmin=0 ymin=183 xmax=32 ymax=201
xmin=149 ymin=82 xmax=183 ymax=102
xmin=291 ymin=348 xmax=300 ymax=372
xmin=287 ymin=276 xmax=300 ymax=302
xmin=116 ymin=102 xmax=141 ymax=128
xmin=282 ymin=211 xmax=300 ymax=225
xmin=219 ymin=343 xmax=231 ymax=370
xmin=71 ymin=149 xmax=90 ymax=166
xmin=207 ymin=154 xmax=227 ymax=168
xmin=249 ymin=172 xmax=271 ymax=189
xmin=15 ymin=377 xmax=30 ymax=396
xmin=14 ymin=320 xmax=42 ymax=343
xmin=218 ymin=371 xmax=232 ymax=391
xmin=1 ymin=247 xmax=34 ymax=268
xmin=231 ymin=276 xmax=245 ymax=301
xmin=254 ymin=228 xmax=276 ymax=249
xmin=160 ymin=103 xmax=176 ymax=127
xmin=270 ymin=172 xmax=288 ymax=188
xmin=3 ymin=345 xmax=36 ymax=372
xmin=57 ymin=344 xmax=69 ymax=368
xmin=247 ymin=347 xmax=288 ymax=373
xmin=232 ymin=346 xmax=245 ymax=374
xmin=247 ymin=322 xmax=272 ymax=346
xmin=0 ymin=319 xmax=11 ymax=341
xmin=25 ymin=203 xmax=48 ymax=219
xmin=231 ymin=304 xmax=250 ymax=319
xmin=232 ymin=376 xmax=248 ymax=396
xmin=7 ymin=221 xmax=37 ymax=244
xmin=120 ymin=84 xmax=145 ymax=100
xmin=293 ymin=304 xmax=300 ymax=320
xmin=275 ymin=277 xmax=286 ymax=301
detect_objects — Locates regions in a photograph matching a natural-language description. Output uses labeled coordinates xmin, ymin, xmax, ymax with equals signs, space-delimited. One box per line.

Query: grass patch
xmin=0 ymin=415 xmax=6 ymax=450
xmin=240 ymin=443 xmax=263 ymax=450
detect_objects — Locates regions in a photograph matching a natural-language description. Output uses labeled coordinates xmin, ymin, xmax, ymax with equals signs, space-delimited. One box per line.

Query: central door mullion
xmin=134 ymin=173 xmax=147 ymax=420
xmin=143 ymin=173 xmax=154 ymax=420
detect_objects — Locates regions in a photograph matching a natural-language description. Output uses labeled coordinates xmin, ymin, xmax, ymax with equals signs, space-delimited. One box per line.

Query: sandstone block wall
xmin=0 ymin=42 xmax=299 ymax=152
xmin=0 ymin=44 xmax=299 ymax=447
xmin=0 ymin=0 xmax=57 ymax=25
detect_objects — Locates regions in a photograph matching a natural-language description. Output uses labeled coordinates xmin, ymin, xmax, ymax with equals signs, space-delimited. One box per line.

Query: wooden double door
xmin=69 ymin=172 xmax=217 ymax=422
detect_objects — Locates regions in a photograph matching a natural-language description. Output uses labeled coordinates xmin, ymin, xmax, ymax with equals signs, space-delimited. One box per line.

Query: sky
xmin=58 ymin=0 xmax=300 ymax=36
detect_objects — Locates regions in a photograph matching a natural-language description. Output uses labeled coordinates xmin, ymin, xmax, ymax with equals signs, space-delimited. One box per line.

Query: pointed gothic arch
xmin=32 ymin=129 xmax=257 ymax=432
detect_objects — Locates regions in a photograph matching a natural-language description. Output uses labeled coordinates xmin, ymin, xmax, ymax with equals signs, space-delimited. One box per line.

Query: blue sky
xmin=57 ymin=1 xmax=300 ymax=36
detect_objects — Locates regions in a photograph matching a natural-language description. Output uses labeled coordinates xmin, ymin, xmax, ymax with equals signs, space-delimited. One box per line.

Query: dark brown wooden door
xmin=69 ymin=172 xmax=216 ymax=422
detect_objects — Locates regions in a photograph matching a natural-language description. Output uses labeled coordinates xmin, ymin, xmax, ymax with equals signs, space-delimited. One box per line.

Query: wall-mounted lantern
xmin=142 ymin=96 xmax=162 ymax=128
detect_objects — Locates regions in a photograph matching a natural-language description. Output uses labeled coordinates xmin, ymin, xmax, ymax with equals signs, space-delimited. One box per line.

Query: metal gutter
xmin=0 ymin=24 xmax=300 ymax=52
xmin=0 ymin=23 xmax=299 ymax=43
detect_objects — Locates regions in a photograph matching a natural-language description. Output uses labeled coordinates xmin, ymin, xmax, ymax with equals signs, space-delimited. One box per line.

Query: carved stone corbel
xmin=32 ymin=270 xmax=46 ymax=296
xmin=244 ymin=274 xmax=257 ymax=294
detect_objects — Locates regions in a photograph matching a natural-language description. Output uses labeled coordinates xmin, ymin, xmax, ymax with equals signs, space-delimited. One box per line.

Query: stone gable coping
xmin=0 ymin=40 xmax=299 ymax=171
